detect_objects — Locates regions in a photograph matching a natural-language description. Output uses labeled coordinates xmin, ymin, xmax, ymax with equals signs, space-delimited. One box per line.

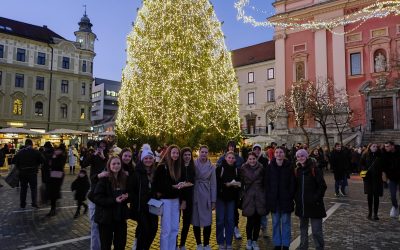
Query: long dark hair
xmin=180 ymin=147 xmax=194 ymax=169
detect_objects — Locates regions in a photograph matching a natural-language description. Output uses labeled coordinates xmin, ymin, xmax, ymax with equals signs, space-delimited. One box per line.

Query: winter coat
xmin=46 ymin=153 xmax=67 ymax=200
xmin=14 ymin=146 xmax=44 ymax=175
xmin=82 ymin=152 xmax=108 ymax=201
xmin=128 ymin=162 xmax=155 ymax=220
xmin=216 ymin=160 xmax=240 ymax=202
xmin=179 ymin=163 xmax=195 ymax=205
xmin=192 ymin=159 xmax=216 ymax=227
xmin=68 ymin=148 xmax=77 ymax=166
xmin=382 ymin=149 xmax=400 ymax=182
xmin=360 ymin=152 xmax=383 ymax=196
xmin=240 ymin=162 xmax=267 ymax=217
xmin=153 ymin=163 xmax=180 ymax=199
xmin=71 ymin=175 xmax=90 ymax=202
xmin=294 ymin=159 xmax=327 ymax=218
xmin=330 ymin=150 xmax=351 ymax=180
xmin=41 ymin=147 xmax=54 ymax=183
xmin=265 ymin=159 xmax=295 ymax=213
xmin=93 ymin=177 xmax=129 ymax=225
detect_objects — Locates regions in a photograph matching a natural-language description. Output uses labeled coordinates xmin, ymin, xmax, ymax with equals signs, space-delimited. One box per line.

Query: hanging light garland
xmin=234 ymin=0 xmax=400 ymax=33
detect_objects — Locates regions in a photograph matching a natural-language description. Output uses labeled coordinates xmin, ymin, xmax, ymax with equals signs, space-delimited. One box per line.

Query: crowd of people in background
xmin=0 ymin=138 xmax=399 ymax=250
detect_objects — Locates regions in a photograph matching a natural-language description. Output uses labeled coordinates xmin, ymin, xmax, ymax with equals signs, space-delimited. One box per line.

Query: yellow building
xmin=0 ymin=12 xmax=96 ymax=134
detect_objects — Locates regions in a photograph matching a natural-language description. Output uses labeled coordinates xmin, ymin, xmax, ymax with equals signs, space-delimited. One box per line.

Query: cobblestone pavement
xmin=0 ymin=169 xmax=399 ymax=250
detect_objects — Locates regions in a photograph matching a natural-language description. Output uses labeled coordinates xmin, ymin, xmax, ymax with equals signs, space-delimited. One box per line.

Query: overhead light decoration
xmin=234 ymin=0 xmax=400 ymax=34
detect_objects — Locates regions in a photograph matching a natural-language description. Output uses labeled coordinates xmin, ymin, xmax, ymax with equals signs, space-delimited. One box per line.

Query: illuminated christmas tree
xmin=116 ymin=0 xmax=240 ymax=150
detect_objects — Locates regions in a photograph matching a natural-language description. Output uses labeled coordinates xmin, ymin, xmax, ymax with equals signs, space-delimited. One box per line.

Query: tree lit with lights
xmin=116 ymin=0 xmax=240 ymax=149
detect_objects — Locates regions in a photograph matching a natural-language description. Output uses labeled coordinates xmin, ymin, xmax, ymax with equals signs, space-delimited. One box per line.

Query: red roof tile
xmin=231 ymin=40 xmax=275 ymax=68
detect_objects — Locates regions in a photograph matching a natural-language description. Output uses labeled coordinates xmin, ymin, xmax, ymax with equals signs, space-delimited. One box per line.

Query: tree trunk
xmin=300 ymin=126 xmax=310 ymax=146
xmin=321 ymin=124 xmax=330 ymax=152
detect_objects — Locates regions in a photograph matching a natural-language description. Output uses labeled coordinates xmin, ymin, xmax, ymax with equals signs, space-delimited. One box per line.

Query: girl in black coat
xmin=46 ymin=144 xmax=67 ymax=217
xmin=93 ymin=156 xmax=129 ymax=250
xmin=360 ymin=143 xmax=383 ymax=220
xmin=265 ymin=147 xmax=295 ymax=250
xmin=71 ymin=169 xmax=90 ymax=218
xmin=178 ymin=147 xmax=195 ymax=250
xmin=294 ymin=149 xmax=327 ymax=250
xmin=128 ymin=144 xmax=158 ymax=250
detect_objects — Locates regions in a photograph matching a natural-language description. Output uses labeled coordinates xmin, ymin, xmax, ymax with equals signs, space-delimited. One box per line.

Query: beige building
xmin=232 ymin=41 xmax=276 ymax=137
xmin=0 ymin=13 xmax=96 ymax=132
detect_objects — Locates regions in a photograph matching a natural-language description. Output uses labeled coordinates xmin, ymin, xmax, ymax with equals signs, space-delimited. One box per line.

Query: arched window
xmin=35 ymin=102 xmax=43 ymax=116
xmin=13 ymin=99 xmax=23 ymax=115
xmin=60 ymin=104 xmax=68 ymax=118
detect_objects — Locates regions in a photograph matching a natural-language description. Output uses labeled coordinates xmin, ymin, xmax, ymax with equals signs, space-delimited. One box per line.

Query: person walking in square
xmin=13 ymin=139 xmax=44 ymax=209
xmin=294 ymin=149 xmax=327 ymax=250
xmin=360 ymin=143 xmax=383 ymax=220
xmin=382 ymin=141 xmax=400 ymax=218
xmin=71 ymin=169 xmax=90 ymax=218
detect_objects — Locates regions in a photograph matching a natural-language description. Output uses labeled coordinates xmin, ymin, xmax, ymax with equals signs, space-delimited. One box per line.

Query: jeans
xmin=299 ymin=217 xmax=324 ymax=250
xmin=389 ymin=180 xmax=399 ymax=208
xmin=216 ymin=199 xmax=235 ymax=246
xmin=335 ymin=178 xmax=346 ymax=194
xmin=272 ymin=212 xmax=291 ymax=247
xmin=19 ymin=173 xmax=37 ymax=206
xmin=160 ymin=198 xmax=179 ymax=250
xmin=89 ymin=201 xmax=101 ymax=250
xmin=261 ymin=214 xmax=268 ymax=229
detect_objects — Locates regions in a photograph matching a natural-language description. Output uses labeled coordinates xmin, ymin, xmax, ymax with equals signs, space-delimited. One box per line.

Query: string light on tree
xmin=116 ymin=0 xmax=240 ymax=149
xmin=234 ymin=0 xmax=400 ymax=34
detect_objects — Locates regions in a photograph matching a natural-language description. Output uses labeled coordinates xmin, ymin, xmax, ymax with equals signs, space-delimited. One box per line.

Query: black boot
xmin=74 ymin=210 xmax=80 ymax=219
xmin=47 ymin=209 xmax=56 ymax=217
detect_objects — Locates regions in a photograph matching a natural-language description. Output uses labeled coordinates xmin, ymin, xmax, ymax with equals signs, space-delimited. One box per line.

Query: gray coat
xmin=192 ymin=158 xmax=216 ymax=227
xmin=240 ymin=162 xmax=267 ymax=217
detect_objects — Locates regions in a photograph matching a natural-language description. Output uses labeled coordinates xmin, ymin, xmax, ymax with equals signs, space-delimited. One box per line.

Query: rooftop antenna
xmin=83 ymin=4 xmax=87 ymax=16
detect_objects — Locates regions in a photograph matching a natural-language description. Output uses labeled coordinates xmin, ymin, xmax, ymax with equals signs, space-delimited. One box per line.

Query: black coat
xmin=83 ymin=153 xmax=108 ymax=201
xmin=93 ymin=178 xmax=129 ymax=225
xmin=382 ymin=149 xmax=400 ymax=182
xmin=179 ymin=163 xmax=195 ymax=205
xmin=71 ymin=175 xmax=90 ymax=202
xmin=265 ymin=159 xmax=295 ymax=213
xmin=294 ymin=159 xmax=327 ymax=218
xmin=46 ymin=153 xmax=67 ymax=200
xmin=360 ymin=152 xmax=383 ymax=196
xmin=330 ymin=150 xmax=351 ymax=180
xmin=14 ymin=146 xmax=44 ymax=175
xmin=128 ymin=163 xmax=155 ymax=220
xmin=216 ymin=160 xmax=240 ymax=202
xmin=152 ymin=163 xmax=180 ymax=199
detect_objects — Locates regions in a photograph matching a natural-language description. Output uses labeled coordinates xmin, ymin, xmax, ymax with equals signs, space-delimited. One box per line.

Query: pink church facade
xmin=271 ymin=0 xmax=400 ymax=132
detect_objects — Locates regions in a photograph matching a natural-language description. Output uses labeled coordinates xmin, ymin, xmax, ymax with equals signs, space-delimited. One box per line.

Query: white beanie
xmin=141 ymin=144 xmax=154 ymax=161
xmin=252 ymin=144 xmax=262 ymax=150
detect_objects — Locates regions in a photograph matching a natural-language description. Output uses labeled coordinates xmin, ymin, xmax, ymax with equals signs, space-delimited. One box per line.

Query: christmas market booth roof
xmin=0 ymin=127 xmax=42 ymax=135
xmin=46 ymin=129 xmax=89 ymax=135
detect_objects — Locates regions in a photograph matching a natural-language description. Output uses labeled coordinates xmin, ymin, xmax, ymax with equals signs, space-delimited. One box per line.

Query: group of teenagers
xmin=84 ymin=140 xmax=328 ymax=250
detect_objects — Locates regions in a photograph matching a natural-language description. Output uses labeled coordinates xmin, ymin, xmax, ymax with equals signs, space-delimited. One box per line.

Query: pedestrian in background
xmin=240 ymin=152 xmax=267 ymax=250
xmin=93 ymin=156 xmax=129 ymax=250
xmin=128 ymin=144 xmax=158 ymax=250
xmin=330 ymin=143 xmax=351 ymax=197
xmin=360 ymin=143 xmax=383 ymax=220
xmin=178 ymin=147 xmax=195 ymax=250
xmin=14 ymin=139 xmax=44 ymax=209
xmin=46 ymin=143 xmax=67 ymax=216
xmin=69 ymin=145 xmax=77 ymax=174
xmin=215 ymin=151 xmax=240 ymax=250
xmin=266 ymin=147 xmax=295 ymax=250
xmin=192 ymin=145 xmax=216 ymax=250
xmin=71 ymin=169 xmax=90 ymax=218
xmin=382 ymin=141 xmax=400 ymax=219
xmin=294 ymin=149 xmax=327 ymax=250
xmin=153 ymin=145 xmax=182 ymax=250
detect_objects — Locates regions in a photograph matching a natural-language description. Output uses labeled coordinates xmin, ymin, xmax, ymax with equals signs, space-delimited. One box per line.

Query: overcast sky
xmin=0 ymin=0 xmax=275 ymax=81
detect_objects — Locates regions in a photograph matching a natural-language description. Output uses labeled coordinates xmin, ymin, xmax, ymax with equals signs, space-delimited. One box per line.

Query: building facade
xmin=91 ymin=77 xmax=120 ymax=133
xmin=232 ymin=41 xmax=276 ymax=137
xmin=269 ymin=0 xmax=400 ymax=144
xmin=0 ymin=13 xmax=96 ymax=132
